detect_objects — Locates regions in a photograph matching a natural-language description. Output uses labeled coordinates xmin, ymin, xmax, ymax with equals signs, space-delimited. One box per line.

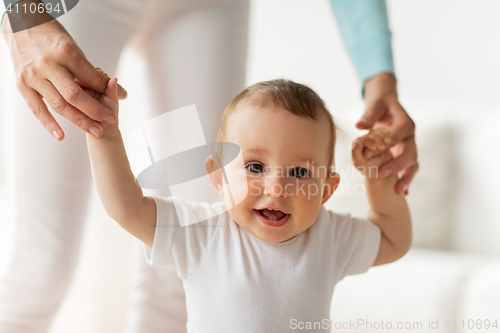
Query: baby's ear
xmin=204 ymin=156 xmax=224 ymax=195
xmin=321 ymin=172 xmax=340 ymax=205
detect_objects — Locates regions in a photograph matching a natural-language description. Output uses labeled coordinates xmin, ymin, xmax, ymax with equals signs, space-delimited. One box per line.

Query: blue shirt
xmin=330 ymin=0 xmax=395 ymax=94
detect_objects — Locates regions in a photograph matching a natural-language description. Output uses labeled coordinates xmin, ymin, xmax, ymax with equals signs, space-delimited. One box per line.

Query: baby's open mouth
xmin=258 ymin=209 xmax=286 ymax=220
xmin=254 ymin=208 xmax=290 ymax=227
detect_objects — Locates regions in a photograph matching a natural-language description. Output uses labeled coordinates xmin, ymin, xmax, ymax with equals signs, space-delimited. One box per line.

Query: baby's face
xmin=219 ymin=104 xmax=338 ymax=243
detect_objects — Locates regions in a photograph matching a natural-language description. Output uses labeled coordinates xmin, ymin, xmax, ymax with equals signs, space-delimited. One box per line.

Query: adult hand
xmin=1 ymin=6 xmax=127 ymax=141
xmin=357 ymin=73 xmax=418 ymax=195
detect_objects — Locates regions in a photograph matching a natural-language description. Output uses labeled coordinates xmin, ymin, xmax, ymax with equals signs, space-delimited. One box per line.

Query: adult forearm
xmin=2 ymin=0 xmax=51 ymax=35
xmin=86 ymin=128 xmax=145 ymax=224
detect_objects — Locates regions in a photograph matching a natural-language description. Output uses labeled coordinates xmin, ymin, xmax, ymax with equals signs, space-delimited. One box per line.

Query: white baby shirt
xmin=145 ymin=196 xmax=381 ymax=333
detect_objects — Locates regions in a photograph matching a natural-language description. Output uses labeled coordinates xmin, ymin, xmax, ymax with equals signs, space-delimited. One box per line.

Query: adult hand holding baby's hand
xmin=1 ymin=10 xmax=127 ymax=141
xmin=359 ymin=73 xmax=418 ymax=195
xmin=352 ymin=128 xmax=394 ymax=179
xmin=79 ymin=75 xmax=120 ymax=136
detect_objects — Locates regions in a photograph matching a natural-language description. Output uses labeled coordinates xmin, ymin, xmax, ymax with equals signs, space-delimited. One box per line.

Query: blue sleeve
xmin=329 ymin=0 xmax=395 ymax=95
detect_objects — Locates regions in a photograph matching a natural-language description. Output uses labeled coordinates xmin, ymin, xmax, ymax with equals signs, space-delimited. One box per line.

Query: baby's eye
xmin=290 ymin=167 xmax=311 ymax=179
xmin=245 ymin=162 xmax=266 ymax=174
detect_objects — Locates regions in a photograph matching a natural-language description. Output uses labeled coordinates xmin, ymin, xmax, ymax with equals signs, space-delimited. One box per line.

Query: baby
xmin=86 ymin=78 xmax=412 ymax=332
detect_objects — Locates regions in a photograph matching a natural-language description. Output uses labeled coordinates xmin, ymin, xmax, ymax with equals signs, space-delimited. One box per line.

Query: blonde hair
xmin=216 ymin=79 xmax=337 ymax=175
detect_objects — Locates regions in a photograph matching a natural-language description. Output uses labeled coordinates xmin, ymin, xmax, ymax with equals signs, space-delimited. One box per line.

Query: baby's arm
xmin=352 ymin=129 xmax=412 ymax=266
xmin=85 ymin=78 xmax=156 ymax=248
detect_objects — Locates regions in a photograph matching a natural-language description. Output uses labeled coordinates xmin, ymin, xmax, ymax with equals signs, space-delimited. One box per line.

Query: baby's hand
xmin=77 ymin=72 xmax=119 ymax=130
xmin=352 ymin=128 xmax=394 ymax=179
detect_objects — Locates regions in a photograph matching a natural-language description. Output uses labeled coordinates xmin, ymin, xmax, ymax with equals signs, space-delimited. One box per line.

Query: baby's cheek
xmin=223 ymin=162 xmax=249 ymax=205
xmin=247 ymin=177 xmax=263 ymax=197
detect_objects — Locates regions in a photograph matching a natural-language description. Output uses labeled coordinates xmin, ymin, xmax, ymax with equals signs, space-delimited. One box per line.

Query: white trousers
xmin=0 ymin=0 xmax=249 ymax=331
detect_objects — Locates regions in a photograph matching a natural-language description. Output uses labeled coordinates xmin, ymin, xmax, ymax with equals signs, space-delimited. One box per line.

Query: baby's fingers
xmin=351 ymin=139 xmax=365 ymax=167
xmin=98 ymin=77 xmax=119 ymax=114
xmin=361 ymin=129 xmax=391 ymax=158
xmin=105 ymin=77 xmax=119 ymax=102
xmin=359 ymin=135 xmax=378 ymax=151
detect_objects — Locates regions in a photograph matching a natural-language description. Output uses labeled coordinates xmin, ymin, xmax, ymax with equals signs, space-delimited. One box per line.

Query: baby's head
xmin=206 ymin=79 xmax=340 ymax=243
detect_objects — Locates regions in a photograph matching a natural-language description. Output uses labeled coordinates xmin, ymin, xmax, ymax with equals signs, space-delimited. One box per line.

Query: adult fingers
xmin=68 ymin=58 xmax=110 ymax=94
xmin=104 ymin=77 xmax=119 ymax=103
xmin=356 ymin=100 xmax=386 ymax=130
xmin=19 ymin=85 xmax=65 ymax=141
xmin=96 ymin=67 xmax=119 ymax=102
xmin=95 ymin=68 xmax=126 ymax=100
xmin=69 ymin=60 xmax=128 ymax=100
xmin=379 ymin=137 xmax=418 ymax=179
xmin=385 ymin=102 xmax=416 ymax=148
xmin=98 ymin=78 xmax=119 ymax=113
xmin=395 ymin=163 xmax=419 ymax=195
xmin=48 ymin=66 xmax=116 ymax=124
xmin=39 ymin=79 xmax=104 ymax=137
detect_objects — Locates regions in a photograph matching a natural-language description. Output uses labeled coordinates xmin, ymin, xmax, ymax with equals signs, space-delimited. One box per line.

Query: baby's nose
xmin=263 ymin=176 xmax=288 ymax=199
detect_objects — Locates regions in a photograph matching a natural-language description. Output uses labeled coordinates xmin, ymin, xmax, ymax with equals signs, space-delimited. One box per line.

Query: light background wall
xmin=5 ymin=0 xmax=500 ymax=181
xmin=1 ymin=0 xmax=500 ymax=331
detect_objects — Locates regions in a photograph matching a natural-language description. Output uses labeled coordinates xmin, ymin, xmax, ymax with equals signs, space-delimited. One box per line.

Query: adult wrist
xmin=2 ymin=0 xmax=26 ymax=27
xmin=2 ymin=0 xmax=51 ymax=33
xmin=363 ymin=72 xmax=398 ymax=102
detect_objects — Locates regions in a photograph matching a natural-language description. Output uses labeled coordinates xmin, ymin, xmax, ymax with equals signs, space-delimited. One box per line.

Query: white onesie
xmin=145 ymin=196 xmax=381 ymax=333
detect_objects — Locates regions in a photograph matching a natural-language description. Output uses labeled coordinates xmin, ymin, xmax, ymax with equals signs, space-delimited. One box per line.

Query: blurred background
xmin=1 ymin=0 xmax=500 ymax=332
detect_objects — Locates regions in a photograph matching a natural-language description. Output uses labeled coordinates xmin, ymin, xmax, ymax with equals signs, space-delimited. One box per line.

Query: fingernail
xmin=89 ymin=126 xmax=101 ymax=137
xmin=384 ymin=167 xmax=393 ymax=177
xmin=384 ymin=137 xmax=391 ymax=145
xmin=104 ymin=115 xmax=116 ymax=124
xmin=52 ymin=130 xmax=61 ymax=140
xmin=365 ymin=150 xmax=374 ymax=158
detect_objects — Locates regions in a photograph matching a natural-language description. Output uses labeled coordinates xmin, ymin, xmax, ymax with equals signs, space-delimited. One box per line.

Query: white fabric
xmin=146 ymin=196 xmax=381 ymax=333
xmin=0 ymin=0 xmax=249 ymax=332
